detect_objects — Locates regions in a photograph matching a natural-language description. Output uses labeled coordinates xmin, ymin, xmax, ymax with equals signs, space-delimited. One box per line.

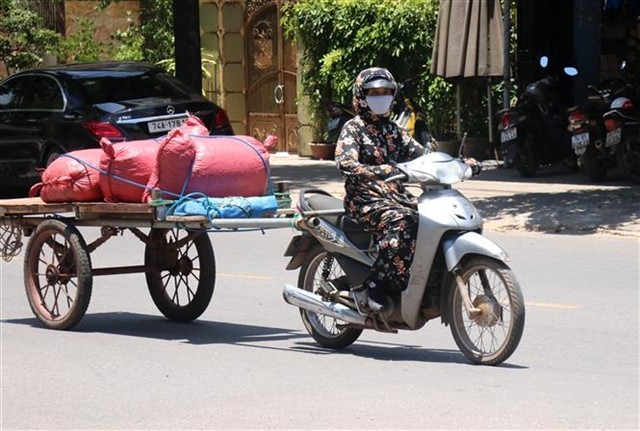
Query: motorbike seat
xmin=300 ymin=188 xmax=372 ymax=250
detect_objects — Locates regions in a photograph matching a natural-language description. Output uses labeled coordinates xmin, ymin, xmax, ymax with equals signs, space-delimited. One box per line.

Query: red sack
xmin=28 ymin=149 xmax=103 ymax=202
xmin=142 ymin=130 xmax=271 ymax=202
xmin=142 ymin=128 xmax=197 ymax=202
xmin=179 ymin=114 xmax=210 ymax=136
xmin=99 ymin=137 xmax=161 ymax=203
xmin=184 ymin=135 xmax=271 ymax=198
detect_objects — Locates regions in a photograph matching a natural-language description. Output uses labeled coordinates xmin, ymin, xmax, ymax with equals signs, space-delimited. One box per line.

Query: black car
xmin=0 ymin=61 xmax=234 ymax=191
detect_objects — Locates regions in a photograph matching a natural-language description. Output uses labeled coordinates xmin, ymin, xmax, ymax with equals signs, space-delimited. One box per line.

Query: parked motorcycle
xmin=602 ymin=93 xmax=640 ymax=183
xmin=324 ymin=78 xmax=433 ymax=148
xmin=498 ymin=56 xmax=578 ymax=177
xmin=324 ymin=100 xmax=354 ymax=145
xmin=566 ymin=78 xmax=634 ymax=181
xmin=282 ymin=152 xmax=525 ymax=365
xmin=392 ymin=78 xmax=433 ymax=148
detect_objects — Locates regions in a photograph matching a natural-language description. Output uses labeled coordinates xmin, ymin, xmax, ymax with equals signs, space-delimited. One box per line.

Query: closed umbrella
xmin=431 ymin=0 xmax=505 ymax=141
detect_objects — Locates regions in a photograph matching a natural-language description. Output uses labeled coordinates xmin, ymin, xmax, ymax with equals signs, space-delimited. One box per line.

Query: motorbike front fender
xmin=442 ymin=231 xmax=509 ymax=271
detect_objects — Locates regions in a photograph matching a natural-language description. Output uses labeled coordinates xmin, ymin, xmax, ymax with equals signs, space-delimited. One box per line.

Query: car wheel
xmin=44 ymin=149 xmax=63 ymax=167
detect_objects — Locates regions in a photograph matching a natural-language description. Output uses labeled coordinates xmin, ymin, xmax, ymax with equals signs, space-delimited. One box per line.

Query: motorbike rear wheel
xmin=448 ymin=255 xmax=525 ymax=365
xmin=579 ymin=146 xmax=608 ymax=182
xmin=617 ymin=135 xmax=640 ymax=184
xmin=514 ymin=135 xmax=538 ymax=177
xmin=298 ymin=244 xmax=363 ymax=349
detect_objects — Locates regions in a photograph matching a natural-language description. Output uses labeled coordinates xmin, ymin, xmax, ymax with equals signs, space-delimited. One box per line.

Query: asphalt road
xmin=1 ymin=228 xmax=638 ymax=429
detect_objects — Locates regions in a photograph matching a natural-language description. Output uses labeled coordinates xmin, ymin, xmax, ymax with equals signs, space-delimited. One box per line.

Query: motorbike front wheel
xmin=298 ymin=244 xmax=363 ymax=349
xmin=448 ymin=255 xmax=525 ymax=365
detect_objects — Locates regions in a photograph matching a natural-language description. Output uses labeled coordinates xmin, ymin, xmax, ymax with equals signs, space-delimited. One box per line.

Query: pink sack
xmin=186 ymin=134 xmax=271 ymax=197
xmin=28 ymin=149 xmax=104 ymax=203
xmin=179 ymin=114 xmax=210 ymax=135
xmin=142 ymin=127 xmax=197 ymax=202
xmin=143 ymin=129 xmax=271 ymax=202
xmin=99 ymin=137 xmax=161 ymax=203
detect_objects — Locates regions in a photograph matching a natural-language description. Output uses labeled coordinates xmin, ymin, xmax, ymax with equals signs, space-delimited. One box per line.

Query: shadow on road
xmin=2 ymin=312 xmax=527 ymax=365
xmin=473 ymin=187 xmax=640 ymax=234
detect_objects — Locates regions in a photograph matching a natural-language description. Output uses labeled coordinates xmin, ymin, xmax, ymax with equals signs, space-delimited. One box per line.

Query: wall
xmin=200 ymin=0 xmax=246 ymax=135
xmin=65 ymin=0 xmax=140 ymax=43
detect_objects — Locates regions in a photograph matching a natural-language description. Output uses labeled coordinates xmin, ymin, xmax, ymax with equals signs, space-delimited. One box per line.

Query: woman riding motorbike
xmin=334 ymin=67 xmax=428 ymax=314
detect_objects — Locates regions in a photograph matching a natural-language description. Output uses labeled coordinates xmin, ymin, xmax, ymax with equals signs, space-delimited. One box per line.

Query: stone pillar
xmin=199 ymin=0 xmax=246 ymax=135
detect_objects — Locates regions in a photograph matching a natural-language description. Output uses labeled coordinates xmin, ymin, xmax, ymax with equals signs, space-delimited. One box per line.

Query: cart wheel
xmin=23 ymin=219 xmax=93 ymax=330
xmin=145 ymin=229 xmax=215 ymax=321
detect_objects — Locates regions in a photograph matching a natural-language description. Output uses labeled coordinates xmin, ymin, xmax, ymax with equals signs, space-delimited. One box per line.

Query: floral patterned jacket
xmin=334 ymin=67 xmax=427 ymax=216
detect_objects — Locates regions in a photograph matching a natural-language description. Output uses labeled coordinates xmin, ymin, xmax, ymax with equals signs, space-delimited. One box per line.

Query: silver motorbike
xmin=282 ymin=152 xmax=525 ymax=365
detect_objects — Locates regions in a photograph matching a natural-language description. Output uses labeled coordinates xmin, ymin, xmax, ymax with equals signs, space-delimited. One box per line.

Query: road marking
xmin=527 ymin=301 xmax=580 ymax=309
xmin=218 ymin=272 xmax=273 ymax=280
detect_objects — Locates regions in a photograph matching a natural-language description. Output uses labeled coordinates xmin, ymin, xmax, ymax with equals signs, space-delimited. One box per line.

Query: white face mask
xmin=365 ymin=95 xmax=394 ymax=115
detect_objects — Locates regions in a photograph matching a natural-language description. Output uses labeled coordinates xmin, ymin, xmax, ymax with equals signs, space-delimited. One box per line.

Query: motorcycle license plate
xmin=606 ymin=128 xmax=621 ymax=147
xmin=501 ymin=127 xmax=517 ymax=143
xmin=571 ymin=132 xmax=590 ymax=150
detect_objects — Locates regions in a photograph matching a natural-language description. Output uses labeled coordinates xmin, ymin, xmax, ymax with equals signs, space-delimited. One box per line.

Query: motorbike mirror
xmin=539 ymin=56 xmax=549 ymax=68
xmin=564 ymin=67 xmax=578 ymax=76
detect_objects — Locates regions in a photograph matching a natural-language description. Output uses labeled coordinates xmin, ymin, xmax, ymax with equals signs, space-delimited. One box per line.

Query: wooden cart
xmin=0 ymin=197 xmax=295 ymax=330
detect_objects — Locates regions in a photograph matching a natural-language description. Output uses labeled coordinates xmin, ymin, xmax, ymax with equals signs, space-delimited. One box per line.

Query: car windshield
xmin=67 ymin=70 xmax=196 ymax=103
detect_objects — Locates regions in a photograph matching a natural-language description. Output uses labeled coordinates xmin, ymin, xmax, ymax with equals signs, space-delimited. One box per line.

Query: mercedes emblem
xmin=166 ymin=105 xmax=175 ymax=115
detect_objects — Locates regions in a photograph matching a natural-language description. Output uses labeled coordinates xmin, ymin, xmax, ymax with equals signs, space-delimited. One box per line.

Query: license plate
xmin=501 ymin=127 xmax=517 ymax=143
xmin=148 ymin=116 xmax=187 ymax=133
xmin=606 ymin=128 xmax=621 ymax=147
xmin=571 ymin=132 xmax=590 ymax=150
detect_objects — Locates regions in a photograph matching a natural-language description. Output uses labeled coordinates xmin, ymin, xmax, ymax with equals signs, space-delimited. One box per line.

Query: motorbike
xmin=602 ymin=92 xmax=640 ymax=184
xmin=498 ymin=56 xmax=578 ymax=177
xmin=324 ymin=78 xmax=433 ymax=148
xmin=392 ymin=78 xmax=433 ymax=148
xmin=566 ymin=78 xmax=634 ymax=181
xmin=324 ymin=100 xmax=355 ymax=145
xmin=282 ymin=151 xmax=525 ymax=365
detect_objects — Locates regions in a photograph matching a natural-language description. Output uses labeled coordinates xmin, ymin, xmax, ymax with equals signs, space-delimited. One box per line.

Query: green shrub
xmin=282 ymin=0 xmax=444 ymax=139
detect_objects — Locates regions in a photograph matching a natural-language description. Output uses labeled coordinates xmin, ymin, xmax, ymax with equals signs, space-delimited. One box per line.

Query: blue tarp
xmin=168 ymin=195 xmax=279 ymax=220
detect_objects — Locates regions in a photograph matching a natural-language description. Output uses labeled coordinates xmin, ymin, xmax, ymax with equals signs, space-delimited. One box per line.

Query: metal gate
xmin=245 ymin=0 xmax=298 ymax=153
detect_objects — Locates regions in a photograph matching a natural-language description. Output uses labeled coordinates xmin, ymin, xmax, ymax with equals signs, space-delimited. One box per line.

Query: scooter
xmin=282 ymin=152 xmax=525 ymax=365
xmin=392 ymin=78 xmax=433 ymax=148
xmin=324 ymin=101 xmax=355 ymax=145
xmin=498 ymin=56 xmax=578 ymax=177
xmin=566 ymin=78 xmax=633 ymax=181
xmin=602 ymin=93 xmax=640 ymax=183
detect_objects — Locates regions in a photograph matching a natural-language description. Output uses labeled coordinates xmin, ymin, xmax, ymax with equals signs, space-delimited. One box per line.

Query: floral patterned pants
xmin=355 ymin=203 xmax=419 ymax=294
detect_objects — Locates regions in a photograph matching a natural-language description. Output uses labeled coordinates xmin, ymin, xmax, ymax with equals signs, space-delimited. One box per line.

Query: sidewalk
xmin=268 ymin=153 xmax=640 ymax=238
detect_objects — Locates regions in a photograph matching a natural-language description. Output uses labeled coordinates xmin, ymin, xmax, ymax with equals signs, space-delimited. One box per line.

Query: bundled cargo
xmin=143 ymin=129 xmax=271 ymax=202
xmin=99 ymin=115 xmax=210 ymax=203
xmin=28 ymin=149 xmax=104 ymax=202
xmin=99 ymin=138 xmax=161 ymax=203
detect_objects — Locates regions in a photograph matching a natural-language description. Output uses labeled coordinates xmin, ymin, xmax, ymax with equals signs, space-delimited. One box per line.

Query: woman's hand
xmin=464 ymin=157 xmax=483 ymax=176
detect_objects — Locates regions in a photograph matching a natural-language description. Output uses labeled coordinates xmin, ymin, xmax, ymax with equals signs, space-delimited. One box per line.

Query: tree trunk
xmin=172 ymin=0 xmax=202 ymax=94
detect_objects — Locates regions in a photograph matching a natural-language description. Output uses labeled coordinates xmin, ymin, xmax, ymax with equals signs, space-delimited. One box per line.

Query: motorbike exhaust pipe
xmin=282 ymin=284 xmax=368 ymax=326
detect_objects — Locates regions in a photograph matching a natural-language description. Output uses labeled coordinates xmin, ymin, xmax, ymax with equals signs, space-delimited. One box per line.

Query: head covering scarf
xmin=352 ymin=67 xmax=398 ymax=121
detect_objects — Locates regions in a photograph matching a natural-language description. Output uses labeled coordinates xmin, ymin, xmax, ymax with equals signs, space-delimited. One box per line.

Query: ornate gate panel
xmin=246 ymin=0 xmax=298 ymax=153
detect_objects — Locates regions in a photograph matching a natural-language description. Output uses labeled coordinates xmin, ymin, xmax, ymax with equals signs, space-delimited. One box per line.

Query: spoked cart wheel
xmin=24 ymin=218 xmax=93 ymax=330
xmin=144 ymin=228 xmax=216 ymax=322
